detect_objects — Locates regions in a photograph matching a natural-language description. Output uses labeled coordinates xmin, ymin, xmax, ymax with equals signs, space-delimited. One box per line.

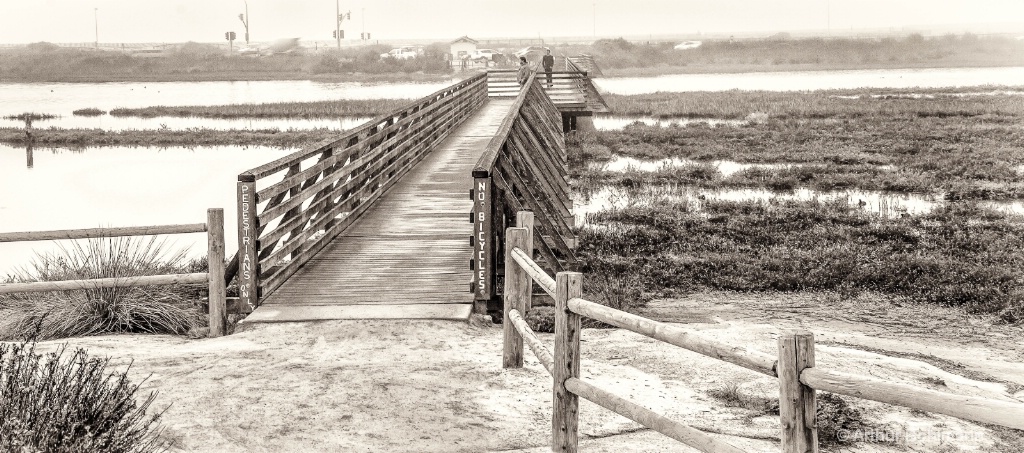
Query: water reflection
xmin=590 ymin=155 xmax=796 ymax=176
xmin=595 ymin=66 xmax=1024 ymax=95
xmin=573 ymin=185 xmax=1024 ymax=225
xmin=0 ymin=115 xmax=373 ymax=132
xmin=0 ymin=144 xmax=294 ymax=275
xmin=25 ymin=144 xmax=33 ymax=169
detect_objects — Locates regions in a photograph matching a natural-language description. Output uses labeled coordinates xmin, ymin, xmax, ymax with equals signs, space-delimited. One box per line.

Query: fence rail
xmin=232 ymin=73 xmax=488 ymax=309
xmin=499 ymin=210 xmax=1024 ymax=453
xmin=0 ymin=209 xmax=230 ymax=337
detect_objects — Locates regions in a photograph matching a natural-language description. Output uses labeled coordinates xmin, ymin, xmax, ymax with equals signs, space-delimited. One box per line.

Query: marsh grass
xmin=72 ymin=108 xmax=107 ymax=116
xmin=0 ymin=126 xmax=336 ymax=148
xmin=592 ymin=90 xmax=1024 ymax=200
xmin=579 ymin=198 xmax=1024 ymax=319
xmin=3 ymin=113 xmax=57 ymax=121
xmin=108 ymin=99 xmax=407 ymax=119
xmin=0 ymin=237 xmax=203 ymax=340
xmin=0 ymin=340 xmax=168 ymax=452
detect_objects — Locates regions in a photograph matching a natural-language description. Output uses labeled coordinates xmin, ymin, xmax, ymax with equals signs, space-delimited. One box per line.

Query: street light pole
xmin=239 ymin=1 xmax=250 ymax=45
xmin=94 ymin=8 xmax=99 ymax=48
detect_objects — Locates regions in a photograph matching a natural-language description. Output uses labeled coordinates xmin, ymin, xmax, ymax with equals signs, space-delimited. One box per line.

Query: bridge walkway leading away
xmin=244 ymin=99 xmax=515 ymax=322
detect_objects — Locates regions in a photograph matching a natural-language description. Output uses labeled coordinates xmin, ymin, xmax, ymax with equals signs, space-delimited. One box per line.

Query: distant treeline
xmin=0 ymin=41 xmax=454 ymax=82
xmin=559 ymin=33 xmax=1024 ymax=73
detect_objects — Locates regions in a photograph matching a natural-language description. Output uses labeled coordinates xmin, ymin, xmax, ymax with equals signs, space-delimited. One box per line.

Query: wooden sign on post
xmin=236 ymin=174 xmax=259 ymax=310
xmin=472 ymin=174 xmax=492 ymax=302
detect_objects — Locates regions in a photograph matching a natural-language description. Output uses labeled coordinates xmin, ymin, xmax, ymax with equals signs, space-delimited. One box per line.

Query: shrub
xmin=0 ymin=237 xmax=203 ymax=340
xmin=72 ymin=108 xmax=107 ymax=116
xmin=0 ymin=340 xmax=168 ymax=452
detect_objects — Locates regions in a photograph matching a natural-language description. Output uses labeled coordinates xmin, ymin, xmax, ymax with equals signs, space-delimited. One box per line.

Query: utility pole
xmin=592 ymin=2 xmax=596 ymax=39
xmin=94 ymin=8 xmax=99 ymax=48
xmin=239 ymin=1 xmax=250 ymax=45
xmin=361 ymin=7 xmax=365 ymax=43
xmin=336 ymin=0 xmax=341 ymax=50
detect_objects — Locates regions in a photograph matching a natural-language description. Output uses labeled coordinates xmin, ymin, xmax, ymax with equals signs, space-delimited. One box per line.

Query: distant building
xmin=450 ymin=36 xmax=478 ymax=60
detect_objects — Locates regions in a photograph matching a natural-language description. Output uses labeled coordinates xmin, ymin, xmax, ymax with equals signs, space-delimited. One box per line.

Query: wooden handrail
xmin=801 ymin=367 xmax=1024 ymax=430
xmin=0 ymin=224 xmax=207 ymax=242
xmin=564 ymin=377 xmax=747 ymax=453
xmin=507 ymin=308 xmax=553 ymax=375
xmin=235 ymin=73 xmax=488 ymax=308
xmin=510 ymin=246 xmax=555 ymax=296
xmin=567 ymin=297 xmax=778 ymax=377
xmin=0 ymin=273 xmax=209 ymax=294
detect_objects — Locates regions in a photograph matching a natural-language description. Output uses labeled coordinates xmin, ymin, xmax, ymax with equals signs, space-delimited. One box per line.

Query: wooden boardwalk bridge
xmin=230 ymin=60 xmax=607 ymax=322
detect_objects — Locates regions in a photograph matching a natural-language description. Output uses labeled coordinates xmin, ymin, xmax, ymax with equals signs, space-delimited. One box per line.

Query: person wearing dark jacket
xmin=541 ymin=49 xmax=555 ymax=87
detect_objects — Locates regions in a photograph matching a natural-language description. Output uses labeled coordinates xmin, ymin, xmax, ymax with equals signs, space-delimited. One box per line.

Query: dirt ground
xmin=34 ymin=292 xmax=1024 ymax=452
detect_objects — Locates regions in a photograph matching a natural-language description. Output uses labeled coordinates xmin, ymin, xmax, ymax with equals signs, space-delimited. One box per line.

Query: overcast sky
xmin=1 ymin=0 xmax=1022 ymax=44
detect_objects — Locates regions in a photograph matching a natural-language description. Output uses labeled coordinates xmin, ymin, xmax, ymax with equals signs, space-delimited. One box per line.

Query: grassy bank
xmin=589 ymin=89 xmax=1024 ymax=200
xmin=105 ymin=98 xmax=408 ymax=119
xmin=0 ymin=127 xmax=336 ymax=148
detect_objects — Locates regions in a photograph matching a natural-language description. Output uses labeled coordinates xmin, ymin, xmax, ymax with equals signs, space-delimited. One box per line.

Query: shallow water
xmin=589 ymin=155 xmax=796 ymax=176
xmin=0 ymin=144 xmax=293 ymax=275
xmin=0 ymin=79 xmax=458 ymax=118
xmin=0 ymin=115 xmax=373 ymax=131
xmin=595 ymin=66 xmax=1024 ymax=95
xmin=573 ymin=185 xmax=1024 ymax=225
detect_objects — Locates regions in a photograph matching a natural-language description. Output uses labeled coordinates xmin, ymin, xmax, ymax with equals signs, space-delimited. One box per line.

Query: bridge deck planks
xmin=260 ymin=99 xmax=515 ymax=308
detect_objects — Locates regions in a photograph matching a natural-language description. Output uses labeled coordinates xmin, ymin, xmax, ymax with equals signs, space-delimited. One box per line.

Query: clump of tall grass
xmin=0 ymin=340 xmax=169 ymax=452
xmin=0 ymin=236 xmax=203 ymax=340
xmin=72 ymin=108 xmax=107 ymax=116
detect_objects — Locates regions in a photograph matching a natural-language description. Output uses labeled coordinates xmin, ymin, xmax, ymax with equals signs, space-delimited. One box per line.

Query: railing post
xmin=236 ymin=173 xmax=259 ymax=310
xmin=779 ymin=330 xmax=818 ymax=453
xmin=503 ymin=227 xmax=529 ymax=368
xmin=516 ymin=210 xmax=535 ymax=311
xmin=553 ymin=272 xmax=582 ymax=453
xmin=206 ymin=208 xmax=227 ymax=337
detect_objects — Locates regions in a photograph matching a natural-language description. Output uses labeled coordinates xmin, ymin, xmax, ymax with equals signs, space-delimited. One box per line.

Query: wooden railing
xmin=566 ymin=54 xmax=603 ymax=77
xmin=472 ymin=73 xmax=577 ymax=312
xmin=0 ymin=209 xmax=230 ymax=337
xmin=486 ymin=69 xmax=597 ymax=111
xmin=232 ymin=73 xmax=488 ymax=309
xmin=500 ymin=211 xmax=1024 ymax=453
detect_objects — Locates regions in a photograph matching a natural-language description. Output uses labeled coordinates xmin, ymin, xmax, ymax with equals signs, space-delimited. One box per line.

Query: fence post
xmin=553 ymin=272 xmax=582 ymax=453
xmin=236 ymin=173 xmax=259 ymax=311
xmin=503 ymin=227 xmax=529 ymax=368
xmin=779 ymin=330 xmax=818 ymax=453
xmin=206 ymin=208 xmax=227 ymax=337
xmin=515 ymin=210 xmax=535 ymax=311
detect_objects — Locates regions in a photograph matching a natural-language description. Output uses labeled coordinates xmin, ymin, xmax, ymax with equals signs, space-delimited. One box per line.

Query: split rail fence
xmin=0 ymin=209 xmax=230 ymax=337
xmin=500 ymin=211 xmax=1024 ymax=453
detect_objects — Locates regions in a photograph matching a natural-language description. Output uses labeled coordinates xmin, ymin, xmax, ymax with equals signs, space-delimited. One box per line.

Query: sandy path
xmin=32 ymin=292 xmax=1023 ymax=452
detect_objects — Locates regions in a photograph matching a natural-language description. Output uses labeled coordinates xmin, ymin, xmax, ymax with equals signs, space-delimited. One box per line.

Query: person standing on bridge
xmin=542 ymin=48 xmax=555 ymax=88
xmin=516 ymin=56 xmax=531 ymax=87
